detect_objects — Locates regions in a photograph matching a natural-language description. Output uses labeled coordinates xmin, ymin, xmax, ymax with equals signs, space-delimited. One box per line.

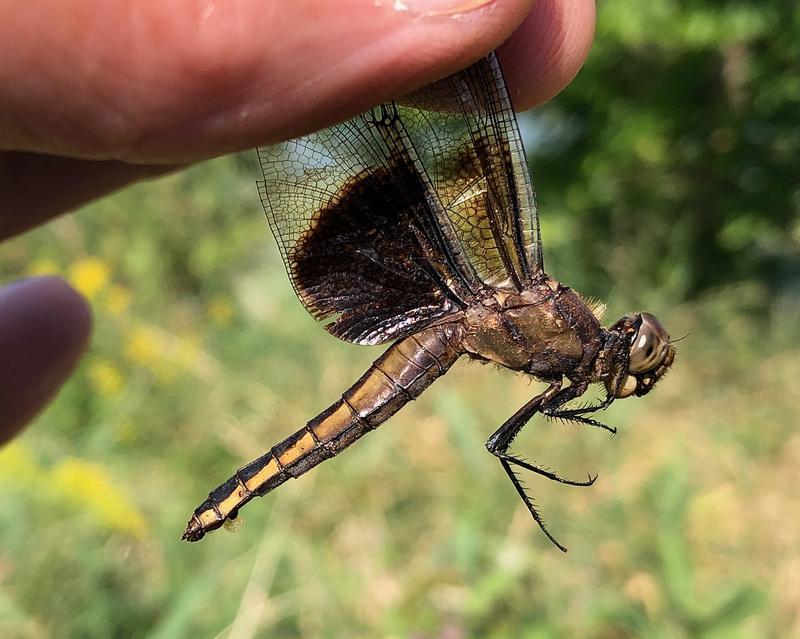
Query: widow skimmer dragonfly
xmin=183 ymin=52 xmax=675 ymax=551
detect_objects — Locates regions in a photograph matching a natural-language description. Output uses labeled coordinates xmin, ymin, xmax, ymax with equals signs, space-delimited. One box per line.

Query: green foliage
xmin=0 ymin=1 xmax=798 ymax=637
xmin=530 ymin=0 xmax=800 ymax=304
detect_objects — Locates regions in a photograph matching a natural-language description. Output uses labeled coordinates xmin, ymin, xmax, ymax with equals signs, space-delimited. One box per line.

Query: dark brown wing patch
xmin=288 ymin=161 xmax=456 ymax=345
xmin=258 ymin=104 xmax=476 ymax=346
xmin=258 ymin=53 xmax=541 ymax=345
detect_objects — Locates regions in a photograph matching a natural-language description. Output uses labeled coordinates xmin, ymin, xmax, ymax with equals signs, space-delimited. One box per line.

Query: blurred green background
xmin=1 ymin=1 xmax=799 ymax=637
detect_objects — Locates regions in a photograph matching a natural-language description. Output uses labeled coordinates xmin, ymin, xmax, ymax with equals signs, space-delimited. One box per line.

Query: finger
xmin=0 ymin=0 xmax=538 ymax=163
xmin=0 ymin=152 xmax=174 ymax=241
xmin=0 ymin=277 xmax=92 ymax=443
xmin=0 ymin=0 xmax=596 ymax=236
xmin=498 ymin=0 xmax=595 ymax=109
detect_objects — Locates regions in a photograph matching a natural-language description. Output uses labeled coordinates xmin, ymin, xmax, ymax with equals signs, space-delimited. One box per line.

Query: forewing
xmin=258 ymin=119 xmax=472 ymax=346
xmin=258 ymin=53 xmax=540 ymax=345
xmin=398 ymin=52 xmax=542 ymax=287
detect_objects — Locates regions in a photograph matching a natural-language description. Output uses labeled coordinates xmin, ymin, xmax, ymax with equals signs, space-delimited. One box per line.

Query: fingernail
xmin=378 ymin=0 xmax=495 ymax=18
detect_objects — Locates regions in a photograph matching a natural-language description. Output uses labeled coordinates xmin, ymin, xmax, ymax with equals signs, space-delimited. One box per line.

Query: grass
xmin=0 ymin=155 xmax=798 ymax=638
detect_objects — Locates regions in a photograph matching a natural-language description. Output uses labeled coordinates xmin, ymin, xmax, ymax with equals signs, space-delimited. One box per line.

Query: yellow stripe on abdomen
xmin=182 ymin=323 xmax=464 ymax=542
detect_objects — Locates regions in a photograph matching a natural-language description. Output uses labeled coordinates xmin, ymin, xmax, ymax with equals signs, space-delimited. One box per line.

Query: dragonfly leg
xmin=485 ymin=381 xmax=562 ymax=454
xmin=544 ymin=406 xmax=618 ymax=436
xmin=486 ymin=382 xmax=598 ymax=486
xmin=538 ymin=373 xmax=618 ymax=433
xmin=485 ymin=381 xmax=597 ymax=552
xmin=501 ymin=455 xmax=597 ymax=486
xmin=499 ymin=458 xmax=567 ymax=553
xmin=553 ymin=392 xmax=615 ymax=416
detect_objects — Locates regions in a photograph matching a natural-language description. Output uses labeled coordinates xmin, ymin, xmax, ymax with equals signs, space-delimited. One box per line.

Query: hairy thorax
xmin=461 ymin=275 xmax=604 ymax=379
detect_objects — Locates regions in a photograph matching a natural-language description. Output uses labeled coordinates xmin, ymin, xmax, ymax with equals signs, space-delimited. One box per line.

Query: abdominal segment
xmin=182 ymin=323 xmax=463 ymax=541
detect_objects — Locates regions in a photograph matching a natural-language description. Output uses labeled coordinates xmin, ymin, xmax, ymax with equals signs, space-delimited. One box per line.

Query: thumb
xmin=0 ymin=276 xmax=92 ymax=442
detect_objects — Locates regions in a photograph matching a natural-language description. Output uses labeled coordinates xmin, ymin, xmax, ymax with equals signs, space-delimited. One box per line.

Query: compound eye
xmin=629 ymin=313 xmax=669 ymax=374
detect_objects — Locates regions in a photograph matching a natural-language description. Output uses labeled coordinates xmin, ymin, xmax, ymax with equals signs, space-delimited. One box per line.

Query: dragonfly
xmin=183 ymin=52 xmax=675 ymax=552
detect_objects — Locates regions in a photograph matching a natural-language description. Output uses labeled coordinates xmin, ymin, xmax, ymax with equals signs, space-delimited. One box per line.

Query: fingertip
xmin=498 ymin=0 xmax=595 ymax=109
xmin=3 ymin=275 xmax=94 ymax=351
xmin=0 ymin=276 xmax=93 ymax=442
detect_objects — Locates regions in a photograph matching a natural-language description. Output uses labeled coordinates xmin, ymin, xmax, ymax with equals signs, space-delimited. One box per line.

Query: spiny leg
xmin=488 ymin=400 xmax=597 ymax=486
xmin=486 ymin=381 xmax=562 ymax=454
xmin=540 ymin=380 xmax=618 ymax=434
xmin=500 ymin=459 xmax=567 ymax=553
xmin=550 ymin=393 xmax=615 ymax=417
xmin=486 ymin=381 xmax=599 ymax=551
xmin=545 ymin=407 xmax=617 ymax=436
xmin=506 ymin=456 xmax=597 ymax=487
xmin=487 ymin=380 xmax=604 ymax=467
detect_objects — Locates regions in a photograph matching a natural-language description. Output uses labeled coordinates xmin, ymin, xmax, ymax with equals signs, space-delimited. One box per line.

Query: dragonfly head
xmin=607 ymin=312 xmax=675 ymax=399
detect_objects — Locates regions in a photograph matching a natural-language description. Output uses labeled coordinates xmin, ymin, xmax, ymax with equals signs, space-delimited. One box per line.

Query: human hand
xmin=0 ymin=0 xmax=595 ymax=441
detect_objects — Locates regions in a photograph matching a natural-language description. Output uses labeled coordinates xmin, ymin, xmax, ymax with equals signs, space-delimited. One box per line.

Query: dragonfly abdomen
xmin=182 ymin=323 xmax=463 ymax=541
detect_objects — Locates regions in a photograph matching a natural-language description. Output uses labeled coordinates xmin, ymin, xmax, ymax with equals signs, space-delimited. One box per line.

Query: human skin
xmin=0 ymin=0 xmax=595 ymax=442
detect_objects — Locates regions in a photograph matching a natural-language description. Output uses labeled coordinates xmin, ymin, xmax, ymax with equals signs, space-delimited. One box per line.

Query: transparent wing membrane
xmin=258 ymin=53 xmax=541 ymax=345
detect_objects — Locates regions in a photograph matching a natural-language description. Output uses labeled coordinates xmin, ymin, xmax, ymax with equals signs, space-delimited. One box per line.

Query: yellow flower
xmin=208 ymin=295 xmax=235 ymax=327
xmin=27 ymin=258 xmax=60 ymax=277
xmin=104 ymin=285 xmax=132 ymax=316
xmin=69 ymin=257 xmax=110 ymax=300
xmin=52 ymin=458 xmax=148 ymax=538
xmin=124 ymin=325 xmax=161 ymax=367
xmin=87 ymin=359 xmax=124 ymax=396
xmin=0 ymin=442 xmax=39 ymax=484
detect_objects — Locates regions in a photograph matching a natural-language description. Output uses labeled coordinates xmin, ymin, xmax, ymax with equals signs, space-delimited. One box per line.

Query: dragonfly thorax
xmin=461 ymin=277 xmax=604 ymax=380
